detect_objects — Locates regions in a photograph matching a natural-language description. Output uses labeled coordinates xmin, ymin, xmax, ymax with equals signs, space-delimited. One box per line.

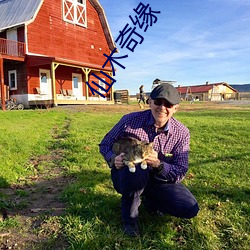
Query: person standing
xmin=138 ymin=85 xmax=145 ymax=104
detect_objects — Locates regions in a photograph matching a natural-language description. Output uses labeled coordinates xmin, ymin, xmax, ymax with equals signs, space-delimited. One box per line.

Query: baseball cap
xmin=150 ymin=83 xmax=180 ymax=105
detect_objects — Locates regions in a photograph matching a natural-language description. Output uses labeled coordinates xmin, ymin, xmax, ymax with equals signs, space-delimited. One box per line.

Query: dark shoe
xmin=123 ymin=222 xmax=140 ymax=237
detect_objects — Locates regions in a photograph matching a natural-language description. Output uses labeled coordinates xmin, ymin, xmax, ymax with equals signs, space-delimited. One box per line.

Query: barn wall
xmin=26 ymin=0 xmax=110 ymax=68
xmin=55 ymin=65 xmax=86 ymax=96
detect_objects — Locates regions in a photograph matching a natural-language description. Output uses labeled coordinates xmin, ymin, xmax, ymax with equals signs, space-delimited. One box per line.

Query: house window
xmin=73 ymin=76 xmax=79 ymax=88
xmin=8 ymin=70 xmax=17 ymax=90
xmin=99 ymin=78 xmax=106 ymax=94
xmin=63 ymin=0 xmax=87 ymax=27
xmin=40 ymin=73 xmax=47 ymax=83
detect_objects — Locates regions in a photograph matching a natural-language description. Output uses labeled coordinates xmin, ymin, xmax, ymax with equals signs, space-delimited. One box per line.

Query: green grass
xmin=0 ymin=110 xmax=68 ymax=185
xmin=0 ymin=106 xmax=249 ymax=249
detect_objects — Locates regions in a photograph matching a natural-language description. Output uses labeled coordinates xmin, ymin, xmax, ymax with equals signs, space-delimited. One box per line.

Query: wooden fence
xmin=114 ymin=90 xmax=129 ymax=104
xmin=0 ymin=38 xmax=25 ymax=57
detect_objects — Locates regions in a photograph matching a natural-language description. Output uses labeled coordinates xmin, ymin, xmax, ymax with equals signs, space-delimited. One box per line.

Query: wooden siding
xmin=26 ymin=64 xmax=48 ymax=94
xmin=0 ymin=31 xmax=6 ymax=39
xmin=4 ymin=62 xmax=27 ymax=95
xmin=26 ymin=0 xmax=111 ymax=68
xmin=55 ymin=66 xmax=87 ymax=96
xmin=17 ymin=26 xmax=25 ymax=43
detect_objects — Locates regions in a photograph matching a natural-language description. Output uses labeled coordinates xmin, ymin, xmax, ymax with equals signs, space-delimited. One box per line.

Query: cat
xmin=112 ymin=137 xmax=154 ymax=173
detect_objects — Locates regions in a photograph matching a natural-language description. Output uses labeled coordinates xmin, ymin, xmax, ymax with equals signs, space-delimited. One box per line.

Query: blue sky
xmin=99 ymin=0 xmax=250 ymax=94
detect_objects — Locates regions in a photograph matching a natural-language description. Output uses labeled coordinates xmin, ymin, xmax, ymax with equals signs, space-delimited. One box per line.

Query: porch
xmin=0 ymin=38 xmax=25 ymax=58
xmin=0 ymin=38 xmax=26 ymax=110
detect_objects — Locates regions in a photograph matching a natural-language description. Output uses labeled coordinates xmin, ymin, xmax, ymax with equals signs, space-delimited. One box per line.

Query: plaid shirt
xmin=99 ymin=109 xmax=190 ymax=183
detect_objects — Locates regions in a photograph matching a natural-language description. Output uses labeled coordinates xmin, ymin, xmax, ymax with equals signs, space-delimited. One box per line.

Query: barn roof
xmin=0 ymin=0 xmax=42 ymax=31
xmin=0 ymin=0 xmax=116 ymax=51
xmin=177 ymin=82 xmax=237 ymax=94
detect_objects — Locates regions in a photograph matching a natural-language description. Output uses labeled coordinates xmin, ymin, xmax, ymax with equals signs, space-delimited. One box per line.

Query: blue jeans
xmin=111 ymin=166 xmax=199 ymax=225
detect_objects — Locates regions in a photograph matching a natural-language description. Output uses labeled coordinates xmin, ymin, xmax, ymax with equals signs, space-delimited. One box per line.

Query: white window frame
xmin=62 ymin=0 xmax=87 ymax=27
xmin=8 ymin=70 xmax=17 ymax=90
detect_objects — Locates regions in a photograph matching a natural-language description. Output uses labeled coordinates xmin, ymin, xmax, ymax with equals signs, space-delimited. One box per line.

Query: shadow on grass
xmin=0 ymin=177 xmax=9 ymax=189
xmin=61 ymin=168 xmax=209 ymax=249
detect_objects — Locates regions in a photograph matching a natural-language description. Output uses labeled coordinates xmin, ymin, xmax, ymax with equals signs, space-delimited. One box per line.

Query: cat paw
xmin=129 ymin=167 xmax=136 ymax=173
xmin=141 ymin=164 xmax=147 ymax=170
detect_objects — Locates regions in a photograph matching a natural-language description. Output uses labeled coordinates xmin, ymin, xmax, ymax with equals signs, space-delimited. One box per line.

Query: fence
xmin=182 ymin=92 xmax=250 ymax=101
xmin=114 ymin=90 xmax=129 ymax=104
xmin=0 ymin=38 xmax=25 ymax=57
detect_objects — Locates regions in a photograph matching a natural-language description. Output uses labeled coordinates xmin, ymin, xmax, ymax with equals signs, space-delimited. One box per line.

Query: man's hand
xmin=114 ymin=153 xmax=125 ymax=169
xmin=146 ymin=150 xmax=161 ymax=168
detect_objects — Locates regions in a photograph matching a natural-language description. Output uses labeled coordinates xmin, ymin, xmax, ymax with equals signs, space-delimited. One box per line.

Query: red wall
xmin=26 ymin=0 xmax=111 ymax=68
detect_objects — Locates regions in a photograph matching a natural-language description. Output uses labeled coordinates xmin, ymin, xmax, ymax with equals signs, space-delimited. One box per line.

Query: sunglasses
xmin=153 ymin=99 xmax=173 ymax=108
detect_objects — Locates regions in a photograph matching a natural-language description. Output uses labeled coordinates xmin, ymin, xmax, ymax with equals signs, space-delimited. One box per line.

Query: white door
xmin=7 ymin=29 xmax=18 ymax=55
xmin=72 ymin=73 xmax=82 ymax=98
xmin=39 ymin=69 xmax=52 ymax=99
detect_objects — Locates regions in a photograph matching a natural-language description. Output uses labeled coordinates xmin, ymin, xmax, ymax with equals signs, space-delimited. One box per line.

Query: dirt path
xmin=0 ymin=118 xmax=74 ymax=249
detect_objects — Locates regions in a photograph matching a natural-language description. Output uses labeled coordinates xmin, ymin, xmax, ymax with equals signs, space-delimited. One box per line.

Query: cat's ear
xmin=146 ymin=142 xmax=154 ymax=147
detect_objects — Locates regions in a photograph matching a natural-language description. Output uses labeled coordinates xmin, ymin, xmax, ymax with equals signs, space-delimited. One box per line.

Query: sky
xmin=98 ymin=0 xmax=250 ymax=94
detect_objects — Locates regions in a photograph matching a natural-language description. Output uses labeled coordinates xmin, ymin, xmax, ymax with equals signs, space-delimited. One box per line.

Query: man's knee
xmin=177 ymin=202 xmax=199 ymax=219
xmin=184 ymin=203 xmax=199 ymax=218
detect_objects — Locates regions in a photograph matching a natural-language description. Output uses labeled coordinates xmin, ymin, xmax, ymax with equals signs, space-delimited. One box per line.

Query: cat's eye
xmin=153 ymin=99 xmax=173 ymax=108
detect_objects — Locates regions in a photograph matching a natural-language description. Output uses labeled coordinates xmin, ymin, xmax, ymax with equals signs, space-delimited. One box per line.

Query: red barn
xmin=0 ymin=0 xmax=116 ymax=109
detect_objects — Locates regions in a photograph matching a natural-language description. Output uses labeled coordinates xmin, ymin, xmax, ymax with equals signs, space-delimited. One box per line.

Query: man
xmin=99 ymin=84 xmax=199 ymax=237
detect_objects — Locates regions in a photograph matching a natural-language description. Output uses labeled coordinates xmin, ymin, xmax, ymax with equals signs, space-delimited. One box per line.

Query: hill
xmin=231 ymin=84 xmax=250 ymax=92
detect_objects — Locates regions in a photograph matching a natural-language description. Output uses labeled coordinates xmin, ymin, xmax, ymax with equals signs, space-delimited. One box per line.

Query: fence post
xmin=0 ymin=58 xmax=6 ymax=111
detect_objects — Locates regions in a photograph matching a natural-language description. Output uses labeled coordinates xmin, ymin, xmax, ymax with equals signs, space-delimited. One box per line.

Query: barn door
xmin=39 ymin=69 xmax=52 ymax=99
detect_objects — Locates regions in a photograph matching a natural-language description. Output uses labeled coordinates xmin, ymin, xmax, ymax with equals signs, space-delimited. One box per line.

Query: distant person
xmin=151 ymin=78 xmax=161 ymax=90
xmin=138 ymin=85 xmax=145 ymax=105
xmin=99 ymin=84 xmax=199 ymax=237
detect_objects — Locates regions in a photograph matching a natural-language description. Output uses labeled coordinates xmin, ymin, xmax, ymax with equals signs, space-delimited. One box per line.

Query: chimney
xmin=206 ymin=81 xmax=209 ymax=85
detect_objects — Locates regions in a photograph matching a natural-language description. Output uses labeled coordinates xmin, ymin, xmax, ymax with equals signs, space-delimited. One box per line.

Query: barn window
xmin=8 ymin=70 xmax=17 ymax=90
xmin=63 ymin=0 xmax=87 ymax=27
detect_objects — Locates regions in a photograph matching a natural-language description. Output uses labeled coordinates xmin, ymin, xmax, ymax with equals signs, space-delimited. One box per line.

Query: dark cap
xmin=150 ymin=84 xmax=180 ymax=105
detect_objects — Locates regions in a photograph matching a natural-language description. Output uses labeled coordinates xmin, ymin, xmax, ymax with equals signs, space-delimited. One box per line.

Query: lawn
xmin=0 ymin=103 xmax=249 ymax=249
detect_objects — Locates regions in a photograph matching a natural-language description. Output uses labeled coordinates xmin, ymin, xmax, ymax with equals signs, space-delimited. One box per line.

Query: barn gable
xmin=0 ymin=0 xmax=115 ymax=51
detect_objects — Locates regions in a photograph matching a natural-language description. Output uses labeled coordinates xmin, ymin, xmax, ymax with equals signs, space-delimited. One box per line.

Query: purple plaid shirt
xmin=99 ymin=109 xmax=190 ymax=183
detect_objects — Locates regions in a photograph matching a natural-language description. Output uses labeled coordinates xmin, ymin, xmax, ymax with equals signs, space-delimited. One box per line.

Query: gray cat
xmin=112 ymin=137 xmax=154 ymax=173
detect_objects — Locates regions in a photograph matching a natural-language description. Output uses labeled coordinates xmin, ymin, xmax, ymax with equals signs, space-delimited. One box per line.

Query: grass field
xmin=0 ymin=102 xmax=249 ymax=249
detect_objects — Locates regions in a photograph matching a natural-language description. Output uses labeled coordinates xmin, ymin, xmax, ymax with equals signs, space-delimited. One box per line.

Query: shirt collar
xmin=147 ymin=111 xmax=171 ymax=133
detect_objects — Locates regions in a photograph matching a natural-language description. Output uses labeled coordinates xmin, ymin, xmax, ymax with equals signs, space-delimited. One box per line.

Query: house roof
xmin=176 ymin=82 xmax=237 ymax=94
xmin=0 ymin=0 xmax=42 ymax=31
xmin=0 ymin=0 xmax=116 ymax=51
